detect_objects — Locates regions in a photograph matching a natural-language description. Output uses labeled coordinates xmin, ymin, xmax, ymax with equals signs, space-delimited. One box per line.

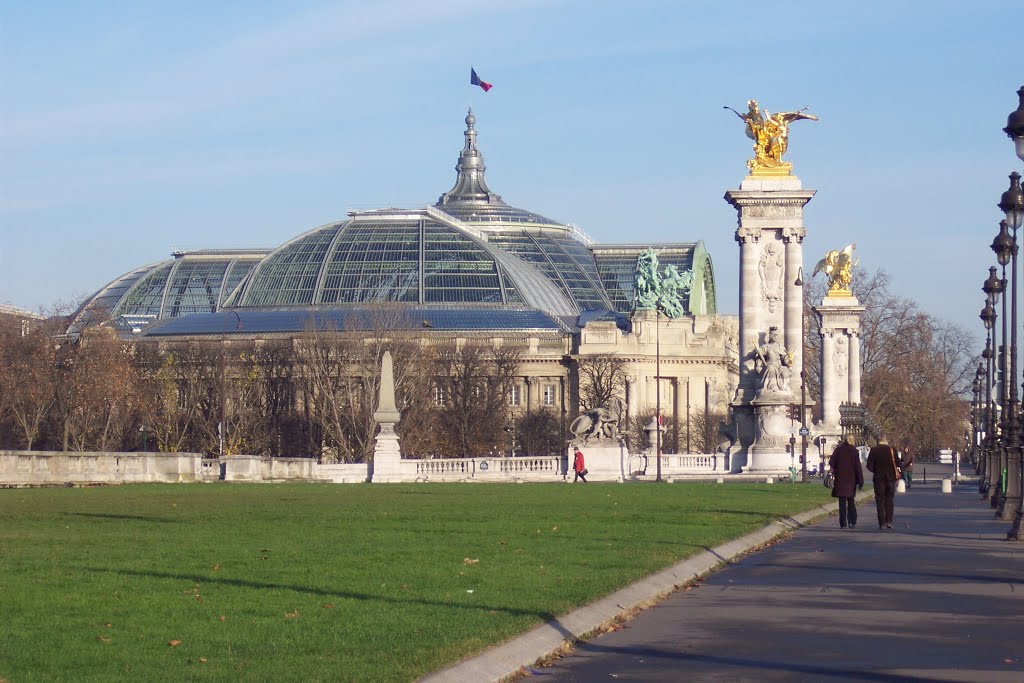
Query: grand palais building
xmin=70 ymin=110 xmax=738 ymax=449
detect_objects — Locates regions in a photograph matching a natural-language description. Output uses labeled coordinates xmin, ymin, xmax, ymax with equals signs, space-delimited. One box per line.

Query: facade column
xmin=783 ymin=228 xmax=805 ymax=387
xmin=848 ymin=332 xmax=861 ymax=404
xmin=737 ymin=230 xmax=760 ymax=398
xmin=821 ymin=330 xmax=836 ymax=425
xmin=524 ymin=377 xmax=533 ymax=413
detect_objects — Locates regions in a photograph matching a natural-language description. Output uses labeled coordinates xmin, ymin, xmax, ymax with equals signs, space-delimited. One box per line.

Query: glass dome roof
xmin=73 ymin=109 xmax=716 ymax=338
xmin=229 ymin=209 xmax=580 ymax=317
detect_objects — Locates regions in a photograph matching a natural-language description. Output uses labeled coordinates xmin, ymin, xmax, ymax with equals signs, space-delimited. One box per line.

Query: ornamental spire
xmin=437 ymin=108 xmax=505 ymax=206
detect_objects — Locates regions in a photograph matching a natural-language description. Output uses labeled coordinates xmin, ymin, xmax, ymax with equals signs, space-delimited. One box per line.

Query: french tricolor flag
xmin=470 ymin=68 xmax=493 ymax=92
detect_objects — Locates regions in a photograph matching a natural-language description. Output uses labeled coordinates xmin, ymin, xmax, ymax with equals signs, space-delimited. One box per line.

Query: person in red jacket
xmin=572 ymin=447 xmax=588 ymax=483
xmin=828 ymin=435 xmax=864 ymax=529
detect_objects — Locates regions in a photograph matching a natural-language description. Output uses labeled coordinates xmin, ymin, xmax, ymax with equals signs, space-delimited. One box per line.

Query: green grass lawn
xmin=0 ymin=482 xmax=830 ymax=682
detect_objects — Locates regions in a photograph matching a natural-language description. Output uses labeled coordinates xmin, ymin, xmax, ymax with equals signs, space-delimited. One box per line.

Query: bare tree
xmin=430 ymin=340 xmax=522 ymax=457
xmin=0 ymin=324 xmax=57 ymax=449
xmin=135 ymin=341 xmax=219 ymax=454
xmin=56 ymin=328 xmax=139 ymax=452
xmin=514 ymin=408 xmax=563 ymax=457
xmin=576 ymin=354 xmax=627 ymax=412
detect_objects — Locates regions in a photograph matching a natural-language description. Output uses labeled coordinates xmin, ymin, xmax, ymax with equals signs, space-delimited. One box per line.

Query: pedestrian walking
xmin=866 ymin=436 xmax=901 ymax=530
xmin=900 ymin=446 xmax=915 ymax=490
xmin=572 ymin=447 xmax=588 ymax=483
xmin=828 ymin=435 xmax=864 ymax=529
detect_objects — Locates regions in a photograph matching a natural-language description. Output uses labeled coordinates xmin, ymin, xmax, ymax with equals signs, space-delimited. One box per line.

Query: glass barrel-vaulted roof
xmin=230 ymin=210 xmax=575 ymax=316
xmin=70 ymin=250 xmax=269 ymax=331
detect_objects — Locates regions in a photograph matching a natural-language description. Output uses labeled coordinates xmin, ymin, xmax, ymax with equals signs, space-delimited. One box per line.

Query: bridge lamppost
xmin=992 ymin=220 xmax=1017 ymax=517
xmin=999 ymin=86 xmax=1024 ymax=537
xmin=980 ymin=279 xmax=999 ymax=500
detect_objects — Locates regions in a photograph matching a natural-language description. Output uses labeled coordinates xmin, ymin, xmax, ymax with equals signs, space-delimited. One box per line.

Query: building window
xmin=543 ymin=385 xmax=556 ymax=406
xmin=508 ymin=384 xmax=521 ymax=406
xmin=434 ymin=383 xmax=449 ymax=406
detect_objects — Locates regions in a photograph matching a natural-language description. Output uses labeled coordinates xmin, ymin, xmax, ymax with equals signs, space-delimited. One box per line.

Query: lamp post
xmin=973 ymin=364 xmax=984 ymax=473
xmin=1000 ymin=86 xmax=1024 ymax=537
xmin=992 ymin=222 xmax=1015 ymax=515
xmin=655 ymin=303 xmax=663 ymax=482
xmin=980 ymin=282 xmax=998 ymax=499
xmin=789 ymin=432 xmax=796 ymax=481
xmin=794 ymin=266 xmax=809 ymax=483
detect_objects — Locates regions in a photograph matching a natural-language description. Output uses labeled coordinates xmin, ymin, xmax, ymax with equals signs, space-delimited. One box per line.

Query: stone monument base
xmin=744 ymin=394 xmax=798 ymax=474
xmin=571 ymin=442 xmax=626 ymax=482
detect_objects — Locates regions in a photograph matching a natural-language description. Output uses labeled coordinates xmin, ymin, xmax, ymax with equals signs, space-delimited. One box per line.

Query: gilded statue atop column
xmin=725 ymin=100 xmax=818 ymax=175
xmin=812 ymin=243 xmax=858 ymax=296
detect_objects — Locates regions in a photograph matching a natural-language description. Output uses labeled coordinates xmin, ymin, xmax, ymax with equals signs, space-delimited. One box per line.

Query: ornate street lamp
xmin=980 ymin=286 xmax=998 ymax=499
xmin=1001 ymin=86 xmax=1024 ymax=538
xmin=1004 ymin=86 xmax=1024 ymax=164
xmin=973 ymin=363 xmax=985 ymax=473
xmin=992 ymin=221 xmax=1017 ymax=517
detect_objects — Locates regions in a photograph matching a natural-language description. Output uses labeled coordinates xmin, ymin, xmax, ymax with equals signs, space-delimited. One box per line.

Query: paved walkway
xmin=538 ymin=476 xmax=1024 ymax=682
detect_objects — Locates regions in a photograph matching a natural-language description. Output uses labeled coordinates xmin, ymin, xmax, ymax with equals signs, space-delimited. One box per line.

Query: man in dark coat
xmin=829 ymin=435 xmax=864 ymax=529
xmin=866 ymin=436 xmax=901 ymax=529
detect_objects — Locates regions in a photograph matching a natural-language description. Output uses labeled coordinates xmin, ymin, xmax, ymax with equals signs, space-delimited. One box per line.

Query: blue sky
xmin=1 ymin=0 xmax=1021 ymax=343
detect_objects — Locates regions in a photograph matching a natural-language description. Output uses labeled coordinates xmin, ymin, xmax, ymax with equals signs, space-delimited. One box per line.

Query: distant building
xmin=69 ymin=110 xmax=738 ymax=449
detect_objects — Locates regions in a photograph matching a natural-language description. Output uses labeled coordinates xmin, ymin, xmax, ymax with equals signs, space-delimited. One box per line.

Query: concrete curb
xmin=419 ymin=493 xmax=867 ymax=682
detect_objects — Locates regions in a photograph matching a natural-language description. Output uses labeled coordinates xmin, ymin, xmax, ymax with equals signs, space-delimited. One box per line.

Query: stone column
xmin=724 ymin=176 xmax=816 ymax=473
xmin=783 ymin=227 xmax=805 ymax=389
xmin=814 ymin=295 xmax=865 ymax=430
xmin=849 ymin=332 xmax=861 ymax=404
xmin=820 ymin=330 xmax=836 ymax=426
xmin=737 ymin=228 xmax=760 ymax=401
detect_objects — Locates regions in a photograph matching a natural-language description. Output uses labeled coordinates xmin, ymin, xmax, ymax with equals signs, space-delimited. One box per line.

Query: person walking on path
xmin=866 ymin=436 xmax=901 ymax=529
xmin=572 ymin=447 xmax=588 ymax=483
xmin=900 ymin=446 xmax=915 ymax=490
xmin=828 ymin=434 xmax=864 ymax=529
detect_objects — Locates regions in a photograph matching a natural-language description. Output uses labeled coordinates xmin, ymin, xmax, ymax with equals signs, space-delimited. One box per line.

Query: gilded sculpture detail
xmin=725 ymin=99 xmax=818 ymax=175
xmin=812 ymin=243 xmax=858 ymax=296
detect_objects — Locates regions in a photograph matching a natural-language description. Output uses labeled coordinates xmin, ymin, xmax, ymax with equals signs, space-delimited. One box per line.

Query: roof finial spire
xmin=437 ymin=107 xmax=504 ymax=205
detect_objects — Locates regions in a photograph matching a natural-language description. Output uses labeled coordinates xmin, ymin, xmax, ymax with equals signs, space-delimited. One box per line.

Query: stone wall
xmin=0 ymin=451 xmax=204 ymax=485
xmin=0 ymin=450 xmax=738 ymax=486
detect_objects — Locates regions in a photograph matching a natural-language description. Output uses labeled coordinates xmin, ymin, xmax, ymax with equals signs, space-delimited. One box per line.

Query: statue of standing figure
xmin=753 ymin=326 xmax=793 ymax=395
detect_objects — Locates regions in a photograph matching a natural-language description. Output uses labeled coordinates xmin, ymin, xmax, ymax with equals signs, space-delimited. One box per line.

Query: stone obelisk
xmin=371 ymin=350 xmax=403 ymax=483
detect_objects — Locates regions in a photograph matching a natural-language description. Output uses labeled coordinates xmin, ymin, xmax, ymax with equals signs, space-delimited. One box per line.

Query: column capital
xmin=781 ymin=226 xmax=806 ymax=243
xmin=735 ymin=226 xmax=762 ymax=243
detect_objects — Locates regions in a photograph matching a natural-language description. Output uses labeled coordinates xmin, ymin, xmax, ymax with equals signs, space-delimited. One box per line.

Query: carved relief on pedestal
xmin=743 ymin=203 xmax=802 ymax=219
xmin=833 ymin=335 xmax=848 ymax=377
xmin=756 ymin=403 xmax=788 ymax=448
xmin=758 ymin=241 xmax=785 ymax=313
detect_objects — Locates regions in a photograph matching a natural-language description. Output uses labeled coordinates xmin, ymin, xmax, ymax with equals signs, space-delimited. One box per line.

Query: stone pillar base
xmin=572 ymin=442 xmax=626 ymax=481
xmin=371 ymin=424 xmax=403 ymax=483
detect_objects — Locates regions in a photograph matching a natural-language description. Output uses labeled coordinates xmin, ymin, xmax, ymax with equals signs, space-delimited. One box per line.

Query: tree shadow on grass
xmin=77 ymin=566 xmax=578 ymax=640
xmin=65 ymin=512 xmax=179 ymax=523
